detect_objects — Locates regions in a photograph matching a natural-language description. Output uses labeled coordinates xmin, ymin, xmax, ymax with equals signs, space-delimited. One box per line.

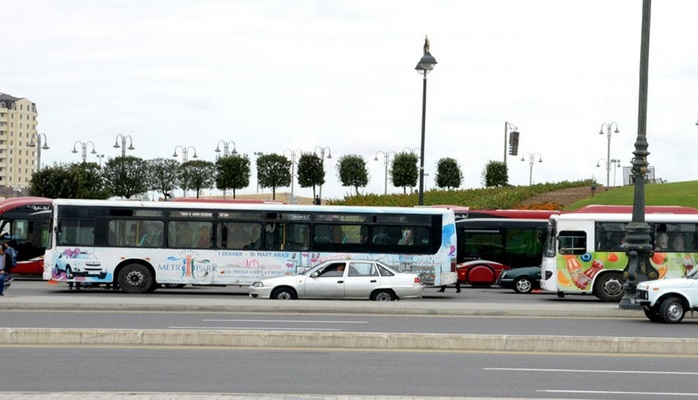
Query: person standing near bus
xmin=438 ymin=279 xmax=461 ymax=293
xmin=2 ymin=241 xmax=16 ymax=288
xmin=0 ymin=245 xmax=6 ymax=296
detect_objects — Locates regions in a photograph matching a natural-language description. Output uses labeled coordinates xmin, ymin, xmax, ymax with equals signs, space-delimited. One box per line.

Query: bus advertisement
xmin=0 ymin=197 xmax=52 ymax=275
xmin=43 ymin=199 xmax=458 ymax=293
xmin=540 ymin=205 xmax=698 ymax=301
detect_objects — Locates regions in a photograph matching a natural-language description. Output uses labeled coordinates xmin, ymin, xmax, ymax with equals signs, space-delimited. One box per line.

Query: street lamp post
xmin=254 ymin=151 xmax=263 ymax=193
xmin=28 ymin=132 xmax=49 ymax=172
xmin=504 ymin=122 xmax=519 ymax=166
xmin=374 ymin=150 xmax=397 ymax=195
xmin=599 ymin=122 xmax=620 ymax=188
xmin=215 ymin=140 xmax=237 ymax=158
xmin=113 ymin=134 xmax=135 ymax=157
xmin=619 ymin=0 xmax=654 ymax=310
xmin=172 ymin=145 xmax=198 ymax=163
xmin=596 ymin=158 xmax=622 ymax=187
xmin=96 ymin=154 xmax=105 ymax=167
xmin=415 ymin=36 xmax=437 ymax=205
xmin=72 ymin=140 xmax=98 ymax=163
xmin=313 ymin=146 xmax=332 ymax=203
xmin=521 ymin=152 xmax=543 ymax=185
xmin=283 ymin=149 xmax=303 ymax=203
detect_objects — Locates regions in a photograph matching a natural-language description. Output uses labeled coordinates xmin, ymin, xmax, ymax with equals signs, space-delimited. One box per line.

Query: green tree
xmin=28 ymin=163 xmax=108 ymax=199
xmin=179 ymin=160 xmax=216 ymax=198
xmin=147 ymin=158 xmax=180 ymax=200
xmin=297 ymin=153 xmax=325 ymax=197
xmin=435 ymin=157 xmax=463 ymax=190
xmin=391 ymin=152 xmax=419 ymax=194
xmin=483 ymin=160 xmax=508 ymax=187
xmin=216 ymin=154 xmax=251 ymax=199
xmin=337 ymin=154 xmax=368 ymax=196
xmin=256 ymin=153 xmax=292 ymax=200
xmin=102 ymin=156 xmax=150 ymax=199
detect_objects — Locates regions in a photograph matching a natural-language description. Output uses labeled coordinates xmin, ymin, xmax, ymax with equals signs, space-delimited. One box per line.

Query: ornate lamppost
xmin=72 ymin=140 xmax=97 ymax=163
xmin=215 ymin=140 xmax=237 ymax=158
xmin=598 ymin=122 xmax=620 ymax=188
xmin=113 ymin=134 xmax=135 ymax=157
xmin=415 ymin=36 xmax=437 ymax=205
xmin=374 ymin=150 xmax=397 ymax=195
xmin=521 ymin=152 xmax=543 ymax=186
xmin=28 ymin=132 xmax=49 ymax=172
xmin=172 ymin=145 xmax=198 ymax=163
xmin=313 ymin=146 xmax=332 ymax=203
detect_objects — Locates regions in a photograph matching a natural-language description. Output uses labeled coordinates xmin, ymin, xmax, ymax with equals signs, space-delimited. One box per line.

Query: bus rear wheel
xmin=592 ymin=272 xmax=624 ymax=302
xmin=118 ymin=264 xmax=154 ymax=294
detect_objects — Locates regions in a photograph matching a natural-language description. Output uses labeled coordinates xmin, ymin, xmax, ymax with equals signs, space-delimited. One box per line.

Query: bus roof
xmin=573 ymin=205 xmax=698 ymax=214
xmin=430 ymin=205 xmax=560 ymax=220
xmin=0 ymin=197 xmax=52 ymax=214
xmin=171 ymin=198 xmax=285 ymax=204
xmin=51 ymin=198 xmax=456 ymax=216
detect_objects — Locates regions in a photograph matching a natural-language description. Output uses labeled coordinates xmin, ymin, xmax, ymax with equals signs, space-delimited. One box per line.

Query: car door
xmin=303 ymin=262 xmax=346 ymax=299
xmin=343 ymin=261 xmax=381 ymax=299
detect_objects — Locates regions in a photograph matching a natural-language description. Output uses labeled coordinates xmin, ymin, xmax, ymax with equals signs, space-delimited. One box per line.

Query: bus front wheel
xmin=118 ymin=264 xmax=154 ymax=294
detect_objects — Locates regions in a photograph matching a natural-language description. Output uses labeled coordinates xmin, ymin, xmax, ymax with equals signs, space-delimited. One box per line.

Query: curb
xmin=2 ymin=327 xmax=696 ymax=355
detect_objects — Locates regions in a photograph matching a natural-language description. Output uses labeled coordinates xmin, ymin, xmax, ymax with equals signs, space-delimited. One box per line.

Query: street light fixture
xmin=96 ymin=154 xmax=105 ymax=167
xmin=172 ymin=145 xmax=198 ymax=163
xmin=596 ymin=158 xmax=622 ymax=187
xmin=71 ymin=140 xmax=98 ymax=163
xmin=313 ymin=146 xmax=332 ymax=203
xmin=283 ymin=149 xmax=303 ymax=203
xmin=598 ymin=122 xmax=620 ymax=188
xmin=27 ymin=132 xmax=49 ymax=172
xmin=374 ymin=150 xmax=397 ymax=195
xmin=415 ymin=35 xmax=437 ymax=205
xmin=504 ymin=122 xmax=519 ymax=166
xmin=113 ymin=134 xmax=135 ymax=157
xmin=254 ymin=151 xmax=264 ymax=193
xmin=215 ymin=140 xmax=237 ymax=157
xmin=521 ymin=152 xmax=543 ymax=186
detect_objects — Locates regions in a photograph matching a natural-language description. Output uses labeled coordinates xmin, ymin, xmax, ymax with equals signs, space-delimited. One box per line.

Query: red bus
xmin=0 ymin=197 xmax=52 ymax=275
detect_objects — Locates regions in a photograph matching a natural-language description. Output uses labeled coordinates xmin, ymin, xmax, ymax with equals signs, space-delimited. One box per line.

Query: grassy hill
xmin=566 ymin=180 xmax=698 ymax=211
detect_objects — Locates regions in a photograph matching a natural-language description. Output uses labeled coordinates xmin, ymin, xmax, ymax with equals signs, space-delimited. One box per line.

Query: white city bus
xmin=43 ymin=199 xmax=457 ymax=293
xmin=540 ymin=205 xmax=698 ymax=302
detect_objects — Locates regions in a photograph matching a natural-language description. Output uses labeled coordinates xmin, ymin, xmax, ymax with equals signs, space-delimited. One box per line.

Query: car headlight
xmin=499 ymin=271 xmax=508 ymax=279
xmin=250 ymin=281 xmax=264 ymax=288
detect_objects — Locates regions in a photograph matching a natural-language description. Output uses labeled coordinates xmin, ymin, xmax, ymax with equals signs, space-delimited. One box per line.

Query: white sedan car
xmin=249 ymin=259 xmax=424 ymax=301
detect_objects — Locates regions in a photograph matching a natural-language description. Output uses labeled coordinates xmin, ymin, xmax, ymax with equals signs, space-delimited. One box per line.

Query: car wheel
xmin=513 ymin=277 xmax=534 ymax=294
xmin=271 ymin=287 xmax=297 ymax=300
xmin=117 ymin=264 xmax=154 ymax=294
xmin=592 ymin=272 xmax=624 ymax=302
xmin=658 ymin=297 xmax=686 ymax=324
xmin=643 ymin=306 xmax=663 ymax=323
xmin=372 ymin=289 xmax=395 ymax=301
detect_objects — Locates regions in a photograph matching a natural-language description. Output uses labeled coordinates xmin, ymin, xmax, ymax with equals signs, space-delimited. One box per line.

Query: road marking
xmin=487 ymin=367 xmax=698 ymax=375
xmin=169 ymin=326 xmax=342 ymax=331
xmin=539 ymin=389 xmax=698 ymax=397
xmin=202 ymin=319 xmax=368 ymax=324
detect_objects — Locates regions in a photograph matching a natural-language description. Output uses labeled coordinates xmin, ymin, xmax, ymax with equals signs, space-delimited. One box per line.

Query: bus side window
xmin=558 ymin=231 xmax=587 ymax=255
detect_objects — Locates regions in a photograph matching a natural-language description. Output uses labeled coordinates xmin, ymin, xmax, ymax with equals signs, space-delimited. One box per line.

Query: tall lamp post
xmin=254 ymin=151 xmax=264 ymax=193
xmin=28 ymin=132 xmax=49 ymax=172
xmin=596 ymin=158 xmax=622 ymax=187
xmin=374 ymin=150 xmax=397 ymax=195
xmin=215 ymin=140 xmax=237 ymax=157
xmin=415 ymin=36 xmax=437 ymax=205
xmin=521 ymin=152 xmax=543 ymax=185
xmin=72 ymin=140 xmax=97 ymax=163
xmin=619 ymin=0 xmax=653 ymax=310
xmin=504 ymin=122 xmax=519 ymax=166
xmin=283 ymin=149 xmax=303 ymax=203
xmin=113 ymin=134 xmax=135 ymax=157
xmin=313 ymin=146 xmax=332 ymax=203
xmin=599 ymin=122 xmax=620 ymax=188
xmin=96 ymin=154 xmax=105 ymax=167
xmin=172 ymin=145 xmax=198 ymax=163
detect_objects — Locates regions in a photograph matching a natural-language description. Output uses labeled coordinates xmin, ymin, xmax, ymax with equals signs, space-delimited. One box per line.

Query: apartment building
xmin=0 ymin=92 xmax=39 ymax=192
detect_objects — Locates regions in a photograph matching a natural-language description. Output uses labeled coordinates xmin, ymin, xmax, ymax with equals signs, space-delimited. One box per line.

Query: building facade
xmin=0 ymin=92 xmax=39 ymax=192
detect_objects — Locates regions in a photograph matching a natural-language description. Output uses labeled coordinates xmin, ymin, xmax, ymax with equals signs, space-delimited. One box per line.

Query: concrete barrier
xmin=3 ymin=328 xmax=698 ymax=355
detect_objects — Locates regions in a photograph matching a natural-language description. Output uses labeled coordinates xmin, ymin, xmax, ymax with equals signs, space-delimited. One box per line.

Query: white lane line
xmin=486 ymin=367 xmax=698 ymax=375
xmin=539 ymin=389 xmax=698 ymax=397
xmin=169 ymin=326 xmax=341 ymax=331
xmin=202 ymin=319 xmax=368 ymax=324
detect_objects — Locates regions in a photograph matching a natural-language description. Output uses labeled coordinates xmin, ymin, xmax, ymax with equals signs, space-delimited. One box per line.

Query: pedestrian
xmin=438 ymin=280 xmax=461 ymax=293
xmin=2 ymin=241 xmax=17 ymax=284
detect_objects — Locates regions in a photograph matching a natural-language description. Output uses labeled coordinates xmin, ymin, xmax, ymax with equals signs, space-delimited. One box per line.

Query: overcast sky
xmin=3 ymin=0 xmax=697 ymax=200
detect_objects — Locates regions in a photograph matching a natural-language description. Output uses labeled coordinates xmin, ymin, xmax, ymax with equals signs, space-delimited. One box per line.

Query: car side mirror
xmin=310 ymin=272 xmax=319 ymax=278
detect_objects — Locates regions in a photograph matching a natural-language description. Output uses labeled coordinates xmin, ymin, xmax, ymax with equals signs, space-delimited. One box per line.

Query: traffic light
xmin=508 ymin=131 xmax=519 ymax=156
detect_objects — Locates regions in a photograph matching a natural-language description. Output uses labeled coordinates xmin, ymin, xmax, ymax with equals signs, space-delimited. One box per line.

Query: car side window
xmin=376 ymin=264 xmax=394 ymax=276
xmin=318 ymin=263 xmax=346 ymax=277
xmin=348 ymin=262 xmax=375 ymax=277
